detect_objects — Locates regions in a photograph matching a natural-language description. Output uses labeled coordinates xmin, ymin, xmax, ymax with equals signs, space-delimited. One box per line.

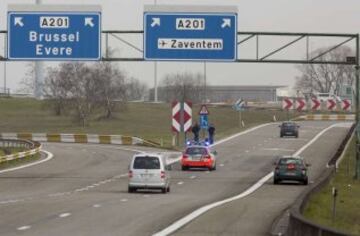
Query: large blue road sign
xmin=144 ymin=8 xmax=237 ymax=61
xmin=8 ymin=10 xmax=101 ymax=60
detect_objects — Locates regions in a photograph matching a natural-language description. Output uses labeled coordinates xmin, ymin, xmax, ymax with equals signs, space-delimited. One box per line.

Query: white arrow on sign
xmin=14 ymin=17 xmax=24 ymax=27
xmin=221 ymin=18 xmax=231 ymax=28
xmin=151 ymin=18 xmax=160 ymax=27
xmin=84 ymin=17 xmax=94 ymax=27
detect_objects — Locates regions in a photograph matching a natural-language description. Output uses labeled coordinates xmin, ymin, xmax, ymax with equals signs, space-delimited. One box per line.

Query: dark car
xmin=273 ymin=156 xmax=309 ymax=185
xmin=279 ymin=121 xmax=299 ymax=138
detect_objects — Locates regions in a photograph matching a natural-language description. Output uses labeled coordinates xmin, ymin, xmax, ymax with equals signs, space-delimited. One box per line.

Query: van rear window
xmin=133 ymin=156 xmax=160 ymax=169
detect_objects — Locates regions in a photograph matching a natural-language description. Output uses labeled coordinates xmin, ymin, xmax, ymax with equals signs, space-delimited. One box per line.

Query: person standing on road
xmin=208 ymin=124 xmax=215 ymax=144
xmin=192 ymin=122 xmax=200 ymax=142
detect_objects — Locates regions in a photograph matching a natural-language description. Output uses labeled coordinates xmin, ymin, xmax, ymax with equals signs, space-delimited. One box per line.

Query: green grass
xmin=303 ymin=137 xmax=360 ymax=235
xmin=0 ymin=147 xmax=26 ymax=156
xmin=0 ymin=97 xmax=296 ymax=147
xmin=0 ymin=154 xmax=41 ymax=170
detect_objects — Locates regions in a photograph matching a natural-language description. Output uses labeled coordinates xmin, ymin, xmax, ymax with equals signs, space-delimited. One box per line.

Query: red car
xmin=181 ymin=145 xmax=217 ymax=171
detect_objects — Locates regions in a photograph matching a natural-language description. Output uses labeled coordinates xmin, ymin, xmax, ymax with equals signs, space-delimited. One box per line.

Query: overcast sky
xmin=0 ymin=0 xmax=359 ymax=93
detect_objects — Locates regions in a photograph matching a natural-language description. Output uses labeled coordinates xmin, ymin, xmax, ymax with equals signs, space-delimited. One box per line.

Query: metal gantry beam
xmin=0 ymin=30 xmax=358 ymax=65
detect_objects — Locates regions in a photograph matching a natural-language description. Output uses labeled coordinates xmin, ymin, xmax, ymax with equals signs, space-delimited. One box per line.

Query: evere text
xmin=29 ymin=31 xmax=80 ymax=56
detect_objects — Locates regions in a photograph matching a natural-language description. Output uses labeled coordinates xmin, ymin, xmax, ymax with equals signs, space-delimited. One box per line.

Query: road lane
xmin=0 ymin=121 xmax=351 ymax=236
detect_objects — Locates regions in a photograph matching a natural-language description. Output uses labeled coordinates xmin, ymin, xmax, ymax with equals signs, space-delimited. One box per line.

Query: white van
xmin=128 ymin=153 xmax=171 ymax=193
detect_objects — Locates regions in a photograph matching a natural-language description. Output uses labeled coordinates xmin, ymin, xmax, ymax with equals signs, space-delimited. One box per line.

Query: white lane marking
xmin=93 ymin=204 xmax=101 ymax=208
xmin=143 ymin=195 xmax=150 ymax=198
xmin=262 ymin=148 xmax=295 ymax=152
xmin=245 ymin=150 xmax=250 ymax=153
xmin=0 ymin=150 xmax=54 ymax=174
xmin=121 ymin=198 xmax=128 ymax=202
xmin=190 ymin=175 xmax=197 ymax=179
xmin=17 ymin=225 xmax=31 ymax=231
xmin=219 ymin=164 xmax=224 ymax=167
xmin=59 ymin=213 xmax=71 ymax=218
xmin=177 ymin=181 xmax=184 ymax=185
xmin=210 ymin=123 xmax=274 ymax=147
xmin=153 ymin=123 xmax=347 ymax=236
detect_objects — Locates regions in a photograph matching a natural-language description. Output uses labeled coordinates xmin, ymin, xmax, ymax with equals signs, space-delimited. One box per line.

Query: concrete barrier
xmin=0 ymin=133 xmax=160 ymax=147
xmin=297 ymin=114 xmax=354 ymax=121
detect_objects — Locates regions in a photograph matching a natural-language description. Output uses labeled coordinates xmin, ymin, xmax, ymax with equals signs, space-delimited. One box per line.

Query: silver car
xmin=128 ymin=153 xmax=171 ymax=193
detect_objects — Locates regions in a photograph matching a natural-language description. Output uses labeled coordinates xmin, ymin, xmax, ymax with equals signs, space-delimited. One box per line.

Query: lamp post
xmin=355 ymin=34 xmax=360 ymax=180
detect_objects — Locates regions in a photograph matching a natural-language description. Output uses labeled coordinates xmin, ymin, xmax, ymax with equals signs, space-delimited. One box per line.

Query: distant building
xmin=148 ymin=85 xmax=286 ymax=103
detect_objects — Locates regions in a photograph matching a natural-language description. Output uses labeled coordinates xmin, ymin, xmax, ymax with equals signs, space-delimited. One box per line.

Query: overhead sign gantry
xmin=143 ymin=5 xmax=237 ymax=61
xmin=7 ymin=5 xmax=101 ymax=60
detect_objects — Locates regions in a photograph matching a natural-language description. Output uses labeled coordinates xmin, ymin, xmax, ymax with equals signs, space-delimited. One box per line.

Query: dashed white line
xmin=59 ymin=213 xmax=71 ymax=218
xmin=177 ymin=181 xmax=184 ymax=185
xmin=121 ymin=198 xmax=128 ymax=202
xmin=219 ymin=164 xmax=224 ymax=167
xmin=93 ymin=204 xmax=102 ymax=208
xmin=190 ymin=175 xmax=197 ymax=179
xmin=17 ymin=225 xmax=31 ymax=231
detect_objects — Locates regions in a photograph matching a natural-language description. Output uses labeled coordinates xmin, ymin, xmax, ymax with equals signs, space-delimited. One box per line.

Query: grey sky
xmin=0 ymin=0 xmax=359 ymax=92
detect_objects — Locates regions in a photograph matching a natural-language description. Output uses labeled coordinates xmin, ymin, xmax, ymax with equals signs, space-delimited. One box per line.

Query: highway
xmin=0 ymin=121 xmax=352 ymax=236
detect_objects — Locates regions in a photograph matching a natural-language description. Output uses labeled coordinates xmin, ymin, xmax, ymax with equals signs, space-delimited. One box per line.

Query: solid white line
xmin=0 ymin=150 xmax=54 ymax=174
xmin=59 ymin=213 xmax=71 ymax=218
xmin=153 ymin=123 xmax=347 ymax=236
xmin=17 ymin=225 xmax=31 ymax=231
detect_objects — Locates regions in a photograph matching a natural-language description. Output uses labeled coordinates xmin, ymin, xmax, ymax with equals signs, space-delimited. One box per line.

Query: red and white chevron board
xmin=341 ymin=99 xmax=351 ymax=111
xmin=310 ymin=98 xmax=321 ymax=111
xmin=282 ymin=98 xmax=293 ymax=110
xmin=295 ymin=98 xmax=306 ymax=111
xmin=327 ymin=99 xmax=336 ymax=111
xmin=172 ymin=101 xmax=181 ymax=133
xmin=183 ymin=102 xmax=192 ymax=132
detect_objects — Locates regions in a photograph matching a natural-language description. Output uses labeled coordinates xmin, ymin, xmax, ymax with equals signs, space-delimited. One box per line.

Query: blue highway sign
xmin=144 ymin=8 xmax=237 ymax=61
xmin=8 ymin=10 xmax=101 ymax=60
xmin=200 ymin=115 xmax=209 ymax=129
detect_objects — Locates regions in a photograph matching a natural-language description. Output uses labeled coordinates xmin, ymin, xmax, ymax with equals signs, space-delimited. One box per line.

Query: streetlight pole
xmin=355 ymin=34 xmax=360 ymax=180
xmin=153 ymin=0 xmax=158 ymax=102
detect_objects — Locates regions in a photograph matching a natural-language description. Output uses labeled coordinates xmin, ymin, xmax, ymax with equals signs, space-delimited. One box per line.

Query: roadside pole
xmin=355 ymin=34 xmax=360 ymax=180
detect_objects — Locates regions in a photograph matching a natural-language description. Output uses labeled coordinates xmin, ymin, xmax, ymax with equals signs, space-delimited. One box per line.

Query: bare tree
xmin=125 ymin=77 xmax=148 ymax=101
xmin=160 ymin=72 xmax=204 ymax=103
xmin=295 ymin=46 xmax=355 ymax=95
xmin=43 ymin=61 xmax=129 ymax=126
xmin=17 ymin=62 xmax=35 ymax=94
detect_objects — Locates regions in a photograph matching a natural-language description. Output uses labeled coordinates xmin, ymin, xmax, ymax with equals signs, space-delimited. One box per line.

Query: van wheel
xmin=181 ymin=166 xmax=188 ymax=171
xmin=303 ymin=179 xmax=308 ymax=185
xmin=167 ymin=186 xmax=170 ymax=192
xmin=161 ymin=188 xmax=167 ymax=194
xmin=128 ymin=187 xmax=135 ymax=193
xmin=273 ymin=179 xmax=279 ymax=185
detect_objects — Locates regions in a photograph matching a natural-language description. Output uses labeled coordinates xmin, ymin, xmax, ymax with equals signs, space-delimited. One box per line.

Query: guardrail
xmin=287 ymin=123 xmax=356 ymax=236
xmin=0 ymin=133 xmax=161 ymax=148
xmin=0 ymin=139 xmax=42 ymax=164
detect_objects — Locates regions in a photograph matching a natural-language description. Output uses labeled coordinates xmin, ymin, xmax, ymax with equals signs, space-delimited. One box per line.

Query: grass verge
xmin=0 ymin=98 xmax=297 ymax=148
xmin=303 ymin=136 xmax=360 ymax=235
xmin=0 ymin=153 xmax=41 ymax=170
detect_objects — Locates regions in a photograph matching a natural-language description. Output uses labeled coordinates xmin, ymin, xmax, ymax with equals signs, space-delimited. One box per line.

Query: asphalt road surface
xmin=0 ymin=121 xmax=352 ymax=236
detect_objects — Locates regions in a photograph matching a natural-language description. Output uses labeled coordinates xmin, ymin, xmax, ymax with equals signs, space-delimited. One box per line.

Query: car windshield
xmin=186 ymin=147 xmax=208 ymax=155
xmin=279 ymin=158 xmax=303 ymax=165
xmin=283 ymin=123 xmax=295 ymax=127
xmin=133 ymin=156 xmax=160 ymax=169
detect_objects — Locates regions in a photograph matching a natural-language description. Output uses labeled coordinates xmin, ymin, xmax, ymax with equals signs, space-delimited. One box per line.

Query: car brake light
xmin=204 ymin=155 xmax=211 ymax=159
xmin=128 ymin=170 xmax=133 ymax=178
xmin=161 ymin=171 xmax=165 ymax=179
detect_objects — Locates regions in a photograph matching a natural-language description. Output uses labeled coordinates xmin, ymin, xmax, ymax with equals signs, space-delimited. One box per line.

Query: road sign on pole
xmin=144 ymin=5 xmax=237 ymax=61
xmin=8 ymin=5 xmax=101 ymax=60
xmin=295 ymin=98 xmax=306 ymax=111
xmin=282 ymin=98 xmax=293 ymax=110
xmin=200 ymin=115 xmax=209 ymax=129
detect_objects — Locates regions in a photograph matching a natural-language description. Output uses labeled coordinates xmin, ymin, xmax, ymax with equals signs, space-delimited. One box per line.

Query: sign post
xmin=7 ymin=5 xmax=101 ymax=60
xmin=144 ymin=5 xmax=237 ymax=61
